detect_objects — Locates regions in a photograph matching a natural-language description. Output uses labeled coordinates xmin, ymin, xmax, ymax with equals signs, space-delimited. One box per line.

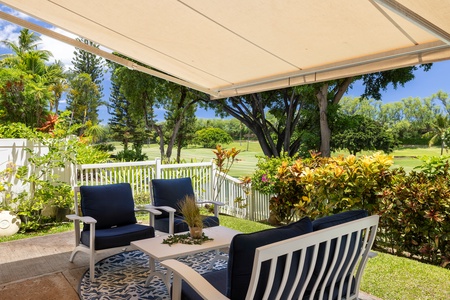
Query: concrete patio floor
xmin=0 ymin=231 xmax=382 ymax=300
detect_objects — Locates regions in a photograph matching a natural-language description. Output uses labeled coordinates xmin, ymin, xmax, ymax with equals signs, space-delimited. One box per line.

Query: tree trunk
xmin=317 ymin=85 xmax=331 ymax=157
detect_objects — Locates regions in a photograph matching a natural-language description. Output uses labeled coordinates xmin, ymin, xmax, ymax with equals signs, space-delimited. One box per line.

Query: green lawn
xmin=112 ymin=141 xmax=446 ymax=178
xmin=362 ymin=251 xmax=450 ymax=300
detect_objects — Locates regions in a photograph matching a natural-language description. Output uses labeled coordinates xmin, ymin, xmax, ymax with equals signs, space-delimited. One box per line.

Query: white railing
xmin=77 ymin=158 xmax=272 ymax=222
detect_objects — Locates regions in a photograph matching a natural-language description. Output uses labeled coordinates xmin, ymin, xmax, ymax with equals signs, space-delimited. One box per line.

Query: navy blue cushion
xmin=308 ymin=210 xmax=368 ymax=295
xmin=227 ymin=217 xmax=313 ymax=300
xmin=180 ymin=269 xmax=227 ymax=300
xmin=80 ymin=183 xmax=137 ymax=230
xmin=152 ymin=178 xmax=195 ymax=219
xmin=312 ymin=209 xmax=368 ymax=231
xmin=154 ymin=216 xmax=219 ymax=233
xmin=80 ymin=223 xmax=154 ymax=250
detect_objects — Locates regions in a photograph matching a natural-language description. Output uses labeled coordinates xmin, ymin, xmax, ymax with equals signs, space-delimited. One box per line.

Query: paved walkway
xmin=0 ymin=231 xmax=382 ymax=300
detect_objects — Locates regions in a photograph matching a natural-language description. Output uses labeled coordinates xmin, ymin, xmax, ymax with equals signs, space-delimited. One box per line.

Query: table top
xmin=131 ymin=226 xmax=241 ymax=261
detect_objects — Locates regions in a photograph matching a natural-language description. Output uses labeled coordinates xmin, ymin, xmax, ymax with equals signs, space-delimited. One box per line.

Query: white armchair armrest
xmin=134 ymin=206 xmax=162 ymax=216
xmin=66 ymin=214 xmax=97 ymax=224
xmin=135 ymin=206 xmax=162 ymax=227
xmin=196 ymin=200 xmax=224 ymax=217
xmin=161 ymin=259 xmax=229 ymax=300
xmin=143 ymin=205 xmax=176 ymax=234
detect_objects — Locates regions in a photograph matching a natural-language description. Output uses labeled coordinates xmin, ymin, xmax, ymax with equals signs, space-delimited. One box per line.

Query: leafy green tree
xmin=111 ymin=54 xmax=202 ymax=161
xmin=69 ymin=38 xmax=105 ymax=125
xmin=66 ymin=73 xmax=101 ymax=129
xmin=314 ymin=65 xmax=431 ymax=157
xmin=108 ymin=73 xmax=135 ymax=150
xmin=203 ymin=88 xmax=318 ymax=157
xmin=71 ymin=38 xmax=104 ymax=96
xmin=332 ymin=115 xmax=398 ymax=155
xmin=194 ymin=127 xmax=233 ymax=148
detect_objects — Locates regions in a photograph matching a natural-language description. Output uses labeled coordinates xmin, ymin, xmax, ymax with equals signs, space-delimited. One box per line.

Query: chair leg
xmin=90 ymin=247 xmax=96 ymax=282
xmin=69 ymin=248 xmax=79 ymax=262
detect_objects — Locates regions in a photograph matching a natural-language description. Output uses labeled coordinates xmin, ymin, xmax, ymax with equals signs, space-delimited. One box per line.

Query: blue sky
xmin=1 ymin=5 xmax=450 ymax=123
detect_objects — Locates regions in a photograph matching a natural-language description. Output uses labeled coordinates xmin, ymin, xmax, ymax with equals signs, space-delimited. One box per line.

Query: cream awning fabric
xmin=1 ymin=0 xmax=450 ymax=99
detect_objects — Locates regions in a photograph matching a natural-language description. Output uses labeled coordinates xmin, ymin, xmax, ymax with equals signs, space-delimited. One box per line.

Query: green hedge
xmin=252 ymin=152 xmax=450 ymax=268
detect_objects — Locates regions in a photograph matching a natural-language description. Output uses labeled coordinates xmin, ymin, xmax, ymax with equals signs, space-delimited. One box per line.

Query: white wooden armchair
xmin=150 ymin=177 xmax=224 ymax=234
xmin=162 ymin=212 xmax=379 ymax=300
xmin=66 ymin=183 xmax=161 ymax=282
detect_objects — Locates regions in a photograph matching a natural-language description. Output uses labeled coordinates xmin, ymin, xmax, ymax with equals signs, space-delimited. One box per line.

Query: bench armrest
xmin=161 ymin=259 xmax=229 ymax=300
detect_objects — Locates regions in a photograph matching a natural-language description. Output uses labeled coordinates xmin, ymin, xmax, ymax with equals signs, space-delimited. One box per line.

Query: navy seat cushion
xmin=81 ymin=223 xmax=154 ymax=250
xmin=308 ymin=210 xmax=368 ymax=296
xmin=152 ymin=178 xmax=195 ymax=219
xmin=154 ymin=215 xmax=219 ymax=233
xmin=80 ymin=183 xmax=137 ymax=230
xmin=227 ymin=217 xmax=313 ymax=300
xmin=180 ymin=269 xmax=227 ymax=300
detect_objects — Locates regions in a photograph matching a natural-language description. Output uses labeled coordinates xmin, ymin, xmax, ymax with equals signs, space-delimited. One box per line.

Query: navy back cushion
xmin=308 ymin=210 xmax=368 ymax=293
xmin=152 ymin=178 xmax=195 ymax=218
xmin=227 ymin=217 xmax=313 ymax=300
xmin=80 ymin=183 xmax=137 ymax=230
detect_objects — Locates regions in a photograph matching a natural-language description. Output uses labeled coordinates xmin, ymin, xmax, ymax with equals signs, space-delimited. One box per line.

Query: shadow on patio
xmin=0 ymin=231 xmax=382 ymax=300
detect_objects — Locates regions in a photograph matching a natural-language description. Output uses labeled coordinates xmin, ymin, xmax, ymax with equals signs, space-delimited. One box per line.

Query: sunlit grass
xmin=362 ymin=251 xmax=450 ymax=300
xmin=0 ymin=222 xmax=73 ymax=243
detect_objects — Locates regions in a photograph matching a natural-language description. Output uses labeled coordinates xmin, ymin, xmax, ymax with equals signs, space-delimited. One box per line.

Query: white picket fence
xmin=77 ymin=158 xmax=272 ymax=222
xmin=0 ymin=139 xmax=272 ymax=222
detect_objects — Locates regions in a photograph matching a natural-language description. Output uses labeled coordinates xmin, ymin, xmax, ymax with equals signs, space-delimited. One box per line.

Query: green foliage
xmin=66 ymin=73 xmax=102 ymax=129
xmin=115 ymin=149 xmax=148 ymax=162
xmin=414 ymin=155 xmax=450 ymax=177
xmin=332 ymin=114 xmax=399 ymax=155
xmin=94 ymin=143 xmax=116 ymax=152
xmin=194 ymin=127 xmax=232 ymax=148
xmin=0 ymin=122 xmax=35 ymax=138
xmin=251 ymin=152 xmax=298 ymax=195
xmin=0 ymin=162 xmax=17 ymax=211
xmin=251 ymin=151 xmax=450 ymax=268
xmin=0 ymin=116 xmax=109 ymax=231
xmin=375 ymin=169 xmax=450 ymax=268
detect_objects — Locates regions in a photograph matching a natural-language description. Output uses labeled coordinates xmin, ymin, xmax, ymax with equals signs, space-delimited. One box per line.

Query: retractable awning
xmin=1 ymin=0 xmax=449 ymax=99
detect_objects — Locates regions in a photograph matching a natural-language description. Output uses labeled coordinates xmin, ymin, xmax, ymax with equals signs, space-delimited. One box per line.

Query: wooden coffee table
xmin=131 ymin=226 xmax=240 ymax=288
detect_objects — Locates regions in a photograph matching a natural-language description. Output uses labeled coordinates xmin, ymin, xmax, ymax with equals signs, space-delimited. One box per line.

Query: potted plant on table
xmin=178 ymin=195 xmax=203 ymax=239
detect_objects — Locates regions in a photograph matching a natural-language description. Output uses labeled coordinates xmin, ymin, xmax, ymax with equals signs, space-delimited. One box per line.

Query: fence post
xmin=155 ymin=158 xmax=162 ymax=179
xmin=210 ymin=159 xmax=216 ymax=202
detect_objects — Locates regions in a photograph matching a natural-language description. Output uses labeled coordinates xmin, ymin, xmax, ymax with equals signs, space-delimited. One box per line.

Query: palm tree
xmin=426 ymin=114 xmax=450 ymax=155
xmin=0 ymin=28 xmax=65 ymax=127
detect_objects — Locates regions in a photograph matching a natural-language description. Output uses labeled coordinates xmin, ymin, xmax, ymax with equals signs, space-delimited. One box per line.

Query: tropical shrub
xmin=252 ymin=152 xmax=394 ymax=224
xmin=251 ymin=152 xmax=299 ymax=224
xmin=251 ymin=152 xmax=450 ymax=268
xmin=376 ymin=168 xmax=450 ymax=268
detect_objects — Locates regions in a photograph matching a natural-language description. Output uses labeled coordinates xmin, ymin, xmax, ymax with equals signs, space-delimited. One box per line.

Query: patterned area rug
xmin=79 ymin=250 xmax=228 ymax=299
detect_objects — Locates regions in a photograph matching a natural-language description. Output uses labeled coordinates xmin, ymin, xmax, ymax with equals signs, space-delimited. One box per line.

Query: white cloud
xmin=39 ymin=28 xmax=77 ymax=70
xmin=0 ymin=23 xmax=20 ymax=47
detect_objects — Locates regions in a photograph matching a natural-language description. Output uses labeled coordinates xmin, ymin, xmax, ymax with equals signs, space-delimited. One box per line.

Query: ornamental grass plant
xmin=178 ymin=195 xmax=203 ymax=229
